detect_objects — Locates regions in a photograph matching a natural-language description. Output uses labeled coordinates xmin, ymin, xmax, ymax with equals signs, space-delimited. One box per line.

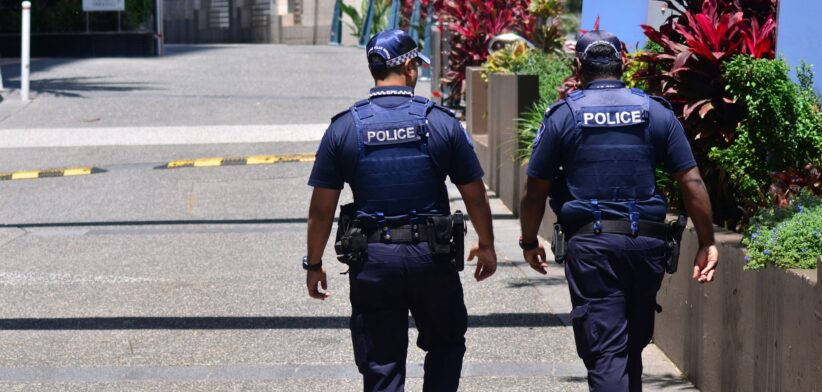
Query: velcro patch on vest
xmin=362 ymin=124 xmax=423 ymax=146
xmin=580 ymin=105 xmax=647 ymax=128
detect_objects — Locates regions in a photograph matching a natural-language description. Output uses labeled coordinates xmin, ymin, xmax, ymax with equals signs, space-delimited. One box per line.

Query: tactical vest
xmin=349 ymin=96 xmax=443 ymax=223
xmin=563 ymin=87 xmax=657 ymax=223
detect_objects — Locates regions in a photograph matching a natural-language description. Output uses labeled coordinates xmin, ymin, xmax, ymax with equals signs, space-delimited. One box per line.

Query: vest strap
xmin=591 ymin=199 xmax=603 ymax=234
xmin=353 ymin=99 xmax=375 ymax=120
xmin=408 ymin=96 xmax=429 ymax=117
xmin=628 ymin=200 xmax=640 ymax=236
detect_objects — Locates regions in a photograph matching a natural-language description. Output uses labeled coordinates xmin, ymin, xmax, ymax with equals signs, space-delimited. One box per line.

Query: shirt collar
xmin=369 ymin=86 xmax=415 ymax=98
xmin=585 ymin=80 xmax=626 ymax=90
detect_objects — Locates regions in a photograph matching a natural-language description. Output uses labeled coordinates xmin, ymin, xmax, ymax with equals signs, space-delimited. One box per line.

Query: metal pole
xmin=155 ymin=0 xmax=164 ymax=56
xmin=328 ymin=0 xmax=342 ymax=45
xmin=420 ymin=0 xmax=433 ymax=79
xmin=387 ymin=0 xmax=400 ymax=30
xmin=358 ymin=0 xmax=375 ymax=47
xmin=21 ymin=0 xmax=31 ymax=102
xmin=0 ymin=54 xmax=5 ymax=90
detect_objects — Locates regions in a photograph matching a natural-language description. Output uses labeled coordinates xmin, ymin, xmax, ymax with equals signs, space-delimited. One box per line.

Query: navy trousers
xmin=564 ymin=233 xmax=668 ymax=392
xmin=348 ymin=242 xmax=467 ymax=392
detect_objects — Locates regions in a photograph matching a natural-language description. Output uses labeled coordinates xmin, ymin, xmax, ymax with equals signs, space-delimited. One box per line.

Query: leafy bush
xmin=338 ymin=0 xmax=393 ymax=39
xmin=770 ymin=165 xmax=822 ymax=207
xmin=528 ymin=0 xmax=565 ymax=54
xmin=743 ymin=192 xmax=822 ymax=270
xmin=637 ymin=0 xmax=778 ymax=227
xmin=501 ymin=50 xmax=571 ymax=161
xmin=709 ymin=56 xmax=822 ymax=225
xmin=442 ymin=0 xmax=534 ymax=107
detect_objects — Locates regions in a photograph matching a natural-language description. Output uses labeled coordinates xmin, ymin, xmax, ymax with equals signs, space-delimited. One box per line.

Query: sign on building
xmin=82 ymin=0 xmax=125 ymax=12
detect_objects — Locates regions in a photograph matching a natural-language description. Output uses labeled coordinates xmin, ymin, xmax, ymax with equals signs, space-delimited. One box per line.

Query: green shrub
xmin=482 ymin=45 xmax=571 ymax=162
xmin=710 ymin=56 xmax=822 ymax=225
xmin=743 ymin=192 xmax=822 ymax=270
xmin=508 ymin=51 xmax=571 ymax=161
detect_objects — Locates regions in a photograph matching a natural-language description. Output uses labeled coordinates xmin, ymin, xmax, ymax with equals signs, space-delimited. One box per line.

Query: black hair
xmin=580 ymin=45 xmax=623 ymax=81
xmin=368 ymin=54 xmax=405 ymax=80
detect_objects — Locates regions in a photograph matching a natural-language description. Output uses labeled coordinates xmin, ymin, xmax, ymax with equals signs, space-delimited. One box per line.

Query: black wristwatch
xmin=519 ymin=237 xmax=539 ymax=251
xmin=302 ymin=256 xmax=323 ymax=271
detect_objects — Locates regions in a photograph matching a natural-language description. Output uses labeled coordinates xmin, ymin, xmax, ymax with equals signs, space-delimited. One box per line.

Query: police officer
xmin=304 ymin=29 xmax=497 ymax=392
xmin=518 ymin=30 xmax=719 ymax=391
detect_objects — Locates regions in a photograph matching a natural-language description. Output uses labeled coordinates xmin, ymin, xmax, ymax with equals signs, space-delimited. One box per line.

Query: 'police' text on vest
xmin=580 ymin=107 xmax=646 ymax=128
xmin=364 ymin=126 xmax=421 ymax=145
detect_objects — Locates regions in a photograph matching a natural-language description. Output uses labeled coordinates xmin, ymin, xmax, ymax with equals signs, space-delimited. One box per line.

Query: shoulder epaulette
xmin=649 ymin=95 xmax=673 ymax=110
xmin=330 ymin=109 xmax=350 ymax=123
xmin=630 ymin=87 xmax=647 ymax=97
xmin=567 ymin=90 xmax=586 ymax=101
xmin=430 ymin=102 xmax=457 ymax=118
xmin=544 ymin=100 xmax=567 ymax=118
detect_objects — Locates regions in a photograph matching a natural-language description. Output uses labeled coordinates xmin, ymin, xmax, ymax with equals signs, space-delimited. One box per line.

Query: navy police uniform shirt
xmin=527 ymin=80 xmax=696 ymax=223
xmin=308 ymin=86 xmax=484 ymax=215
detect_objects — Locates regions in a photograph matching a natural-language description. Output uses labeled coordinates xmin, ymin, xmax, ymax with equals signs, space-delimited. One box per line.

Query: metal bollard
xmin=21 ymin=1 xmax=31 ymax=101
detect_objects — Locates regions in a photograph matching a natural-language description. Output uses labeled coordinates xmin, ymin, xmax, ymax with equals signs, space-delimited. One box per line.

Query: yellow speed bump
xmin=158 ymin=153 xmax=316 ymax=170
xmin=0 ymin=167 xmax=101 ymax=181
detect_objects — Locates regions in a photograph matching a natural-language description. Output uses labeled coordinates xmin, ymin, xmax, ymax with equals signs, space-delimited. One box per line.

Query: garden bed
xmin=654 ymin=224 xmax=821 ymax=392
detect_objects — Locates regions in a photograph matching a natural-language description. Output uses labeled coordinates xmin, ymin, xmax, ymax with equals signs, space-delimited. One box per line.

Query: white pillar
xmin=21 ymin=0 xmax=31 ymax=101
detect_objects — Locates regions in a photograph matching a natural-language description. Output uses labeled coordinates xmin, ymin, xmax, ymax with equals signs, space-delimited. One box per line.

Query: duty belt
xmin=366 ymin=224 xmax=433 ymax=243
xmin=568 ymin=219 xmax=668 ymax=240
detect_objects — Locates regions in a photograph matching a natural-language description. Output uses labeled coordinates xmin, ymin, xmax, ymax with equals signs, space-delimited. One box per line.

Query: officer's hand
xmin=692 ymin=244 xmax=719 ymax=283
xmin=467 ymin=242 xmax=497 ymax=282
xmin=306 ymin=269 xmax=332 ymax=300
xmin=523 ymin=243 xmax=548 ymax=275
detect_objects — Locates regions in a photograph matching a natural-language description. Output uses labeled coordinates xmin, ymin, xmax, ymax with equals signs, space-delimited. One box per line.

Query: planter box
xmin=0 ymin=32 xmax=157 ymax=57
xmin=465 ymin=66 xmax=488 ymax=136
xmin=654 ymin=225 xmax=821 ymax=392
xmin=472 ymin=134 xmax=491 ymax=187
xmin=486 ymin=73 xmax=539 ymax=215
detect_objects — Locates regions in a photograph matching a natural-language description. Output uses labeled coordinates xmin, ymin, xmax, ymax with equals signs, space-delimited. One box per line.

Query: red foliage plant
xmin=636 ymin=0 xmax=777 ymax=225
xmin=638 ymin=0 xmax=776 ymax=148
xmin=440 ymin=0 xmax=534 ymax=107
xmin=770 ymin=165 xmax=822 ymax=207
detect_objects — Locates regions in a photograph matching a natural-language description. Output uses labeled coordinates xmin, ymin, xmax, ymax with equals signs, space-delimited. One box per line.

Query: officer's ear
xmin=402 ymin=58 xmax=419 ymax=77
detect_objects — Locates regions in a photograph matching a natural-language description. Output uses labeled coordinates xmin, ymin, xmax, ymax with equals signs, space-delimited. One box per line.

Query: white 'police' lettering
xmin=582 ymin=110 xmax=644 ymax=126
xmin=367 ymin=127 xmax=417 ymax=143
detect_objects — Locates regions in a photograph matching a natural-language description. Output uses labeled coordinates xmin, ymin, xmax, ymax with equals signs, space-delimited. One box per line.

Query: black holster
xmin=334 ymin=204 xmax=368 ymax=265
xmin=427 ymin=211 xmax=466 ymax=271
xmin=665 ymin=213 xmax=688 ymax=274
xmin=551 ymin=223 xmax=567 ymax=264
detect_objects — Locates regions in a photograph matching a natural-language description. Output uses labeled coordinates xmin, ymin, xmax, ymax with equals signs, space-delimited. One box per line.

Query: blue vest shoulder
xmin=650 ymin=95 xmax=673 ymax=110
xmin=430 ymin=102 xmax=456 ymax=118
xmin=330 ymin=109 xmax=350 ymax=123
xmin=544 ymin=100 xmax=567 ymax=118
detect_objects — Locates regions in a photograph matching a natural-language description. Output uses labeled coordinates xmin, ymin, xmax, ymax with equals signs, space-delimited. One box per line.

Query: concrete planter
xmin=654 ymin=226 xmax=821 ymax=392
xmin=486 ymin=73 xmax=539 ymax=215
xmin=465 ymin=67 xmax=488 ymax=136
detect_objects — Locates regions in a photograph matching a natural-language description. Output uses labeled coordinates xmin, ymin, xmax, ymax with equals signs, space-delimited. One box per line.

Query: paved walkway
xmin=0 ymin=44 xmax=697 ymax=390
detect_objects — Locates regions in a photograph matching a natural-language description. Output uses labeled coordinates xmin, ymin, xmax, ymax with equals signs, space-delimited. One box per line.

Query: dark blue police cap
xmin=366 ymin=29 xmax=431 ymax=70
xmin=575 ymin=30 xmax=622 ymax=64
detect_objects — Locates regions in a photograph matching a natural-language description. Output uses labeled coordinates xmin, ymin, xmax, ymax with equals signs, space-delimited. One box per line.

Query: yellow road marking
xmin=11 ymin=171 xmax=40 ymax=180
xmin=192 ymin=158 xmax=224 ymax=167
xmin=161 ymin=154 xmax=315 ymax=169
xmin=62 ymin=167 xmax=93 ymax=176
xmin=0 ymin=167 xmax=100 ymax=181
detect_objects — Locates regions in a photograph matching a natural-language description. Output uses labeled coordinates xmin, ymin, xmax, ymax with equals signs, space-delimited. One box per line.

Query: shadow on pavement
xmin=506 ymin=276 xmax=567 ymax=288
xmin=0 ymin=44 xmax=229 ymax=97
xmin=642 ymin=374 xmax=697 ymax=390
xmin=0 ymin=313 xmax=568 ymax=330
xmin=0 ymin=76 xmax=157 ymax=98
